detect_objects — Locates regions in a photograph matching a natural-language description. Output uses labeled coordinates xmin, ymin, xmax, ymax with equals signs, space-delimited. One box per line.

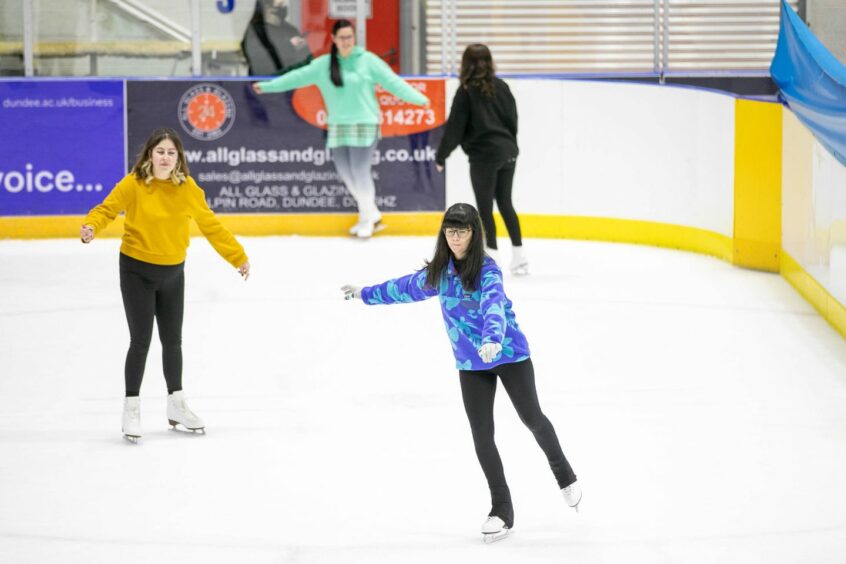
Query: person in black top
xmin=242 ymin=0 xmax=311 ymax=76
xmin=435 ymin=44 xmax=528 ymax=275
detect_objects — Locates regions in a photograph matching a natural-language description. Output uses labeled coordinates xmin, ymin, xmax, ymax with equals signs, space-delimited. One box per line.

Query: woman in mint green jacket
xmin=252 ymin=19 xmax=430 ymax=238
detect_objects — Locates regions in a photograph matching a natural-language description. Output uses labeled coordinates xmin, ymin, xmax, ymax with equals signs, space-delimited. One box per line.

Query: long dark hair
xmin=459 ymin=43 xmax=496 ymax=97
xmin=330 ymin=19 xmax=354 ymax=87
xmin=130 ymin=127 xmax=189 ymax=185
xmin=425 ymin=203 xmax=486 ymax=291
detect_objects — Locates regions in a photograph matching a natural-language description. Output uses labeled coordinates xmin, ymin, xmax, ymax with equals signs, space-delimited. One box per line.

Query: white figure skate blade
xmin=123 ymin=434 xmax=139 ymax=444
xmin=351 ymin=222 xmax=387 ymax=239
xmin=168 ymin=422 xmax=206 ymax=434
xmin=482 ymin=528 xmax=510 ymax=544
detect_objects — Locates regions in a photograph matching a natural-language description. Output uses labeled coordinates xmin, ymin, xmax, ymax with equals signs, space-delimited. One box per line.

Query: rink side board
xmin=0 ymin=79 xmax=126 ymax=224
xmin=126 ymin=79 xmax=446 ymax=216
xmin=732 ymin=99 xmax=782 ymax=272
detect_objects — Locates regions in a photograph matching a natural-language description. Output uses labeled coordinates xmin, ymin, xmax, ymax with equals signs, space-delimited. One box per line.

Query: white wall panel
xmin=445 ymin=78 xmax=735 ymax=237
xmin=782 ymin=110 xmax=846 ymax=305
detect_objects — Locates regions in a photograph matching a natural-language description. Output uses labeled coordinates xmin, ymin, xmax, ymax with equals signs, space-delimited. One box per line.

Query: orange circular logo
xmin=178 ymin=84 xmax=236 ymax=141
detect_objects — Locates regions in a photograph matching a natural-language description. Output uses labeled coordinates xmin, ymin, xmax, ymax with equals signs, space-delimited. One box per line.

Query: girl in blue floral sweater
xmin=341 ymin=203 xmax=580 ymax=541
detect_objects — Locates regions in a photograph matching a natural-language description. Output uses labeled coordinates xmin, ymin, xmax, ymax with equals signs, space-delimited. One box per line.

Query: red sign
xmin=290 ymin=78 xmax=445 ymax=137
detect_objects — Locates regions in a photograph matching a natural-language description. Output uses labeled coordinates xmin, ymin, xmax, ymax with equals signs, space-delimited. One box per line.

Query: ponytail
xmin=329 ymin=19 xmax=354 ymax=88
xmin=330 ymin=43 xmax=343 ymax=87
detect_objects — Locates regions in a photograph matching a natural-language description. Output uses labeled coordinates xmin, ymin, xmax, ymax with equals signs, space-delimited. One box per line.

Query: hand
xmin=341 ymin=284 xmax=362 ymax=300
xmin=435 ymin=164 xmax=444 ymax=173
xmin=238 ymin=261 xmax=250 ymax=281
xmin=478 ymin=342 xmax=502 ymax=363
xmin=251 ymin=82 xmax=263 ymax=95
xmin=80 ymin=224 xmax=94 ymax=244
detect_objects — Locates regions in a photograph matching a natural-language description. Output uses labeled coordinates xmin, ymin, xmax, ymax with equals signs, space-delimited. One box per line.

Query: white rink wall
xmin=444 ymin=78 xmax=737 ymax=238
xmin=783 ymin=110 xmax=846 ymax=306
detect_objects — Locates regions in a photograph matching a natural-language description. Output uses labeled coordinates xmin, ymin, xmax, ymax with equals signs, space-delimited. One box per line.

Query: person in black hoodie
xmin=242 ymin=0 xmax=311 ymax=76
xmin=435 ymin=44 xmax=528 ymax=275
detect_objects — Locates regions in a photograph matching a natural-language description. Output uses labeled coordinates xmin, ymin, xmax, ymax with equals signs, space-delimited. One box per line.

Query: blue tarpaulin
xmin=770 ymin=0 xmax=846 ymax=167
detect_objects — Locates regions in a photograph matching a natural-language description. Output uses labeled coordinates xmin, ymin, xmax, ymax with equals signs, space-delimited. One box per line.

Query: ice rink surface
xmin=2 ymin=234 xmax=846 ymax=564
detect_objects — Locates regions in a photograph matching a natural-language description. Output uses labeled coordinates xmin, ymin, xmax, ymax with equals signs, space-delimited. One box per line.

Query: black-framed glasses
xmin=444 ymin=227 xmax=472 ymax=239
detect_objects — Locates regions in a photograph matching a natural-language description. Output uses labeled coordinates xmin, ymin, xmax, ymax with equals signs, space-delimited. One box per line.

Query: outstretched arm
xmin=253 ymin=56 xmax=322 ymax=94
xmin=342 ymin=269 xmax=437 ymax=304
xmin=369 ymin=53 xmax=429 ymax=106
xmin=80 ymin=177 xmax=134 ymax=244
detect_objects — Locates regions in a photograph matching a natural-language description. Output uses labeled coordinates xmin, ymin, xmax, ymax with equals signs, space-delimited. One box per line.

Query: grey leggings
xmin=332 ymin=142 xmax=380 ymax=224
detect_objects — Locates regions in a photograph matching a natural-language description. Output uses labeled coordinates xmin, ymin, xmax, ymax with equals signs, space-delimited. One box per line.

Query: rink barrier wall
xmin=0 ymin=213 xmax=733 ymax=263
xmin=732 ymin=99 xmax=782 ymax=272
xmin=2 ymin=78 xmax=845 ymax=339
xmin=0 ymin=213 xmax=447 ymax=239
xmin=780 ymin=110 xmax=846 ymax=338
xmin=496 ymin=214 xmax=734 ymax=261
xmin=781 ymin=252 xmax=846 ymax=339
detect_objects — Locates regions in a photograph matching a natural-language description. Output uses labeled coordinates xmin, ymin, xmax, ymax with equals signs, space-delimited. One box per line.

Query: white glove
xmin=478 ymin=342 xmax=502 ymax=363
xmin=341 ymin=284 xmax=362 ymax=301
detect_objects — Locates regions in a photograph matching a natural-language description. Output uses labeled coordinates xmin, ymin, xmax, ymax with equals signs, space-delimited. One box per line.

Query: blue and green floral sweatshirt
xmin=360 ymin=257 xmax=531 ymax=370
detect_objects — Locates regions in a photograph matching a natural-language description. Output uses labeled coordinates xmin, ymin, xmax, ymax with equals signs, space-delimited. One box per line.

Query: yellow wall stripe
xmin=1 ymin=212 xmax=732 ymax=264
xmin=510 ymin=214 xmax=732 ymax=261
xmin=781 ymin=251 xmax=846 ymax=339
xmin=733 ymin=99 xmax=783 ymax=272
xmin=0 ymin=213 xmax=445 ymax=239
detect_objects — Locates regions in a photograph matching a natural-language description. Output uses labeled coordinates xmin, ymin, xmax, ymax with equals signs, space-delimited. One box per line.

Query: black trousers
xmin=459 ymin=358 xmax=576 ymax=527
xmin=469 ymin=158 xmax=522 ymax=250
xmin=119 ymin=253 xmax=185 ymax=397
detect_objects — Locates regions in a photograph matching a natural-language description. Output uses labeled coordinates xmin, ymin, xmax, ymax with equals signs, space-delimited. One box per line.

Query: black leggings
xmin=119 ymin=253 xmax=185 ymax=397
xmin=469 ymin=158 xmax=522 ymax=250
xmin=460 ymin=358 xmax=576 ymax=526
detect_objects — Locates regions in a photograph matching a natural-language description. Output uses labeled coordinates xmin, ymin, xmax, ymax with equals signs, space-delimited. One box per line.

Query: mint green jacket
xmin=256 ymin=46 xmax=428 ymax=126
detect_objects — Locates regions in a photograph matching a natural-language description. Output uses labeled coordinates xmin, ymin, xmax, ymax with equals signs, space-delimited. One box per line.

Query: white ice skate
xmin=509 ymin=247 xmax=529 ymax=276
xmin=167 ymin=391 xmax=205 ymax=434
xmin=348 ymin=218 xmax=368 ymax=236
xmin=122 ymin=396 xmax=142 ymax=443
xmin=561 ymin=480 xmax=582 ymax=513
xmin=354 ymin=219 xmax=386 ymax=239
xmin=481 ymin=516 xmax=511 ymax=544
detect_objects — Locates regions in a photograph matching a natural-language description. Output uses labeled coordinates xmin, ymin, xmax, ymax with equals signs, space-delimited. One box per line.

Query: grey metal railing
xmin=426 ymin=0 xmax=800 ymax=76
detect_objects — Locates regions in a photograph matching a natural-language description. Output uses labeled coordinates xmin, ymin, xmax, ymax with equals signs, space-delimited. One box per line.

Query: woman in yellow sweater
xmin=80 ymin=128 xmax=250 ymax=443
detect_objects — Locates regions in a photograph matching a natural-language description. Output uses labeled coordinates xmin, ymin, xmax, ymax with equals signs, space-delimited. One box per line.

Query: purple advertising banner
xmin=0 ymin=80 xmax=125 ymax=216
xmin=126 ymin=79 xmax=445 ymax=214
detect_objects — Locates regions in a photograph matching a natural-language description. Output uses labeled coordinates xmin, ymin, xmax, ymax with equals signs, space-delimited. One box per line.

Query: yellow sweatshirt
xmin=84 ymin=173 xmax=247 ymax=268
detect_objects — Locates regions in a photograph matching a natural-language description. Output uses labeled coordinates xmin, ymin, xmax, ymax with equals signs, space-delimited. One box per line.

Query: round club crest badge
xmin=177 ymin=84 xmax=236 ymax=141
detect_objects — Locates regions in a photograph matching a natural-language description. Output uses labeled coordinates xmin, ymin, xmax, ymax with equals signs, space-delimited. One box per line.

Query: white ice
xmin=2 ymin=235 xmax=846 ymax=564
